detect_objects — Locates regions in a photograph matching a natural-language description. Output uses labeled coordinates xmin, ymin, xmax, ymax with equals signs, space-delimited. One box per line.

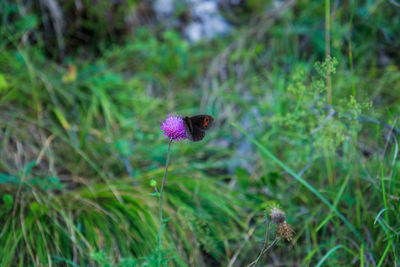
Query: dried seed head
xmin=276 ymin=221 xmax=294 ymax=242
xmin=269 ymin=208 xmax=286 ymax=224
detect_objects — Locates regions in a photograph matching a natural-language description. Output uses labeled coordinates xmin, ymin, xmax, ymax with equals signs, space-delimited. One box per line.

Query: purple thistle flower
xmin=160 ymin=114 xmax=187 ymax=141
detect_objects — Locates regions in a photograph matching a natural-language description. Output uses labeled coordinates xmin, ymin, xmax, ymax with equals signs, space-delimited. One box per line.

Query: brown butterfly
xmin=183 ymin=115 xmax=214 ymax=142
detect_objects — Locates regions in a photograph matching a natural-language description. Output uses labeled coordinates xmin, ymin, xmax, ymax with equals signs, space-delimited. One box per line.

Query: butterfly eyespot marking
xmin=203 ymin=117 xmax=210 ymax=127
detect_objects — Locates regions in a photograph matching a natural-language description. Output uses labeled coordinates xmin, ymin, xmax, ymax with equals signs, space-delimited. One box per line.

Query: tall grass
xmin=1 ymin=0 xmax=400 ymax=266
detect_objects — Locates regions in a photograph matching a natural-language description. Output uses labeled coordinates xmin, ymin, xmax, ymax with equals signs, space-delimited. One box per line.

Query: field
xmin=0 ymin=0 xmax=399 ymax=266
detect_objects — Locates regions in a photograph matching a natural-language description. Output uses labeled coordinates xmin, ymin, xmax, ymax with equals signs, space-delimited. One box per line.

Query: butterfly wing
xmin=183 ymin=115 xmax=214 ymax=142
xmin=183 ymin=117 xmax=194 ymax=141
xmin=188 ymin=115 xmax=214 ymax=130
xmin=190 ymin=126 xmax=205 ymax=142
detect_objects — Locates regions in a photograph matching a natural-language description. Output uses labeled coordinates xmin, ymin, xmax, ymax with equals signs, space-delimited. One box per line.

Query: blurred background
xmin=0 ymin=0 xmax=399 ymax=266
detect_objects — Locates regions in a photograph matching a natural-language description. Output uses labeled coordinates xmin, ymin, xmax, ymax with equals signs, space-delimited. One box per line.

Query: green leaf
xmin=2 ymin=194 xmax=14 ymax=211
xmin=0 ymin=74 xmax=9 ymax=92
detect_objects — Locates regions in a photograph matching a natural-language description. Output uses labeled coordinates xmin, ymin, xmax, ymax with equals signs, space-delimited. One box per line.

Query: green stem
xmin=158 ymin=139 xmax=172 ymax=266
xmin=325 ymin=0 xmax=332 ymax=104
xmin=348 ymin=0 xmax=356 ymax=96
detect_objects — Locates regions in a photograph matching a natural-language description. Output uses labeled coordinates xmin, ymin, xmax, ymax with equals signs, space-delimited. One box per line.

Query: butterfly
xmin=183 ymin=115 xmax=214 ymax=142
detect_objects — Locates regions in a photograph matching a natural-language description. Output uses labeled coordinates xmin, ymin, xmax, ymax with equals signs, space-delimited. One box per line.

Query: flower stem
xmin=158 ymin=139 xmax=172 ymax=266
xmin=247 ymin=221 xmax=271 ymax=267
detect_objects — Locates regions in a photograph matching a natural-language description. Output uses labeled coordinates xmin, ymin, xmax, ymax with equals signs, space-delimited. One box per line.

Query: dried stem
xmin=247 ymin=221 xmax=273 ymax=267
xmin=228 ymin=226 xmax=256 ymax=267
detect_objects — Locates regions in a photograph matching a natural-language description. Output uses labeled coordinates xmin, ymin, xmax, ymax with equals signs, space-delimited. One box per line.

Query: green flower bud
xmin=150 ymin=179 xmax=157 ymax=187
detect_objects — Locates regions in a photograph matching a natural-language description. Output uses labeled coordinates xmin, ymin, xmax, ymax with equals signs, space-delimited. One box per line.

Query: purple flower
xmin=160 ymin=114 xmax=187 ymax=141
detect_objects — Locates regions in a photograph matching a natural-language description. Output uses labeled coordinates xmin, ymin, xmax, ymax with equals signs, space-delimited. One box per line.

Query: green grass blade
xmin=316 ymin=174 xmax=350 ymax=231
xmin=377 ymin=240 xmax=392 ymax=267
xmin=316 ymin=245 xmax=343 ymax=267
xmin=374 ymin=208 xmax=389 ymax=224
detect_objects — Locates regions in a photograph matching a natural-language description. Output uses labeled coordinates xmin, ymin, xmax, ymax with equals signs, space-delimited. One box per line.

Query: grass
xmin=232 ymin=122 xmax=369 ymax=252
xmin=1 ymin=0 xmax=400 ymax=266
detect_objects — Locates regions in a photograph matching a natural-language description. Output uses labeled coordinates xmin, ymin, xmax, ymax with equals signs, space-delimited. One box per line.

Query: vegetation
xmin=0 ymin=0 xmax=399 ymax=266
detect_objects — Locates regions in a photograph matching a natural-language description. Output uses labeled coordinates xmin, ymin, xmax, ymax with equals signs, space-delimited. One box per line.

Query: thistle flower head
xmin=270 ymin=207 xmax=286 ymax=224
xmin=160 ymin=114 xmax=187 ymax=141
